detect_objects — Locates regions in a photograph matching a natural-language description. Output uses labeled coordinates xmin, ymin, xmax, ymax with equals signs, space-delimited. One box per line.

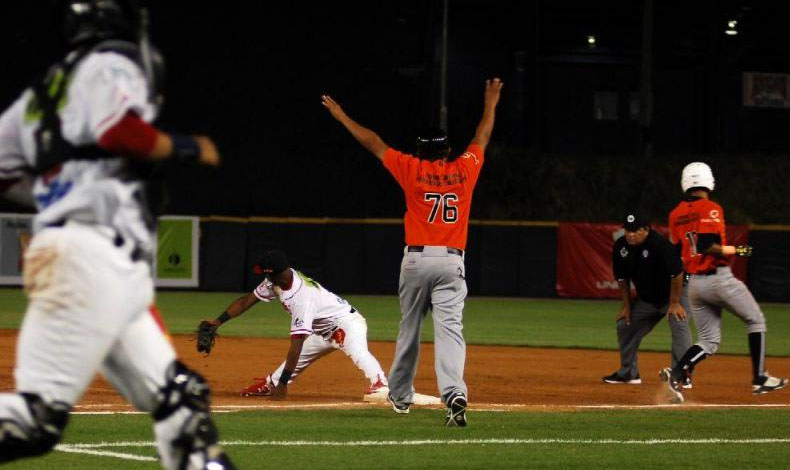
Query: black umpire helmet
xmin=61 ymin=0 xmax=141 ymax=46
xmin=416 ymin=127 xmax=450 ymax=161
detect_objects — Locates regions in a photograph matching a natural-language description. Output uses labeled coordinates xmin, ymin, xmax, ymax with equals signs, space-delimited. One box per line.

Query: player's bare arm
xmin=203 ymin=293 xmax=260 ymax=328
xmin=470 ymin=78 xmax=504 ymax=152
xmin=272 ymin=334 xmax=308 ymax=399
xmin=321 ymin=94 xmax=389 ymax=161
xmin=666 ymin=274 xmax=687 ymax=321
xmin=615 ymin=280 xmax=631 ymax=325
xmin=97 ymin=111 xmax=220 ymax=166
xmin=695 ymin=234 xmax=753 ymax=258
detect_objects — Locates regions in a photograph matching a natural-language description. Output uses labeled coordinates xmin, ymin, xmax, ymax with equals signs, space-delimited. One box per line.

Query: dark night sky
xmin=1 ymin=1 xmax=789 ymax=220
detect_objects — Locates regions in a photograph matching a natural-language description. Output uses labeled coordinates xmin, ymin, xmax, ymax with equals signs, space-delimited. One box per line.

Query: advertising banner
xmin=155 ymin=216 xmax=199 ymax=287
xmin=556 ymin=222 xmax=749 ymax=298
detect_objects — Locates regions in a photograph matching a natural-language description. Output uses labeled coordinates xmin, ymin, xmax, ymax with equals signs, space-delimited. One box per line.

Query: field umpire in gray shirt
xmin=602 ymin=212 xmax=693 ymax=386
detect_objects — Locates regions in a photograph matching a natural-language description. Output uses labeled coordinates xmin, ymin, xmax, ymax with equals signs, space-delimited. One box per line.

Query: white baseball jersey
xmin=0 ymin=50 xmax=158 ymax=255
xmin=253 ymin=269 xmax=354 ymax=339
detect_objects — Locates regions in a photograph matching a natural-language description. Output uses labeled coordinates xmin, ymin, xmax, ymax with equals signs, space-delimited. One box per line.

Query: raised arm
xmin=322 ymin=95 xmax=389 ymax=162
xmin=470 ymin=78 xmax=504 ymax=152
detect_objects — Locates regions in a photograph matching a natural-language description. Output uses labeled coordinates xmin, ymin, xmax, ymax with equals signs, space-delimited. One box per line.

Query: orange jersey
xmin=382 ymin=144 xmax=484 ymax=250
xmin=668 ymin=197 xmax=729 ymax=274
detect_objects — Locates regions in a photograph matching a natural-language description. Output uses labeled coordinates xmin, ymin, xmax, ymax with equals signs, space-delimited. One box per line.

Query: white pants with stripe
xmin=268 ymin=312 xmax=386 ymax=386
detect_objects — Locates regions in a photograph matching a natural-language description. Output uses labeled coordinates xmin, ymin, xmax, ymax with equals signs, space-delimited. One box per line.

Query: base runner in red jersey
xmin=659 ymin=162 xmax=787 ymax=403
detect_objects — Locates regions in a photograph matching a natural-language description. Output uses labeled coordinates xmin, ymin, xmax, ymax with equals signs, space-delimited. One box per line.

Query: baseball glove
xmin=196 ymin=321 xmax=219 ymax=355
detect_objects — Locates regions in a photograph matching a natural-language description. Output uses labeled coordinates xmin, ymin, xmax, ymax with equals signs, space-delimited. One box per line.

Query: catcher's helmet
xmin=681 ymin=162 xmax=715 ymax=193
xmin=62 ymin=0 xmax=140 ymax=46
xmin=416 ymin=128 xmax=450 ymax=161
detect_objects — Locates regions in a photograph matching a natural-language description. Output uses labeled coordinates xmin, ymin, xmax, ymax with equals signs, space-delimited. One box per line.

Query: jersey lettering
xmin=424 ymin=192 xmax=458 ymax=224
xmin=35 ymin=180 xmax=74 ymax=209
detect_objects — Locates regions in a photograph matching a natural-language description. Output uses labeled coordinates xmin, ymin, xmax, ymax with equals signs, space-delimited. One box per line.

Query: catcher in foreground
xmin=197 ymin=249 xmax=391 ymax=401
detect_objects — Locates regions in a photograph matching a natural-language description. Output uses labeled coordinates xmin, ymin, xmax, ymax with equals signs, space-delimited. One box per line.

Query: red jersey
xmin=668 ymin=197 xmax=730 ymax=274
xmin=382 ymin=144 xmax=484 ymax=250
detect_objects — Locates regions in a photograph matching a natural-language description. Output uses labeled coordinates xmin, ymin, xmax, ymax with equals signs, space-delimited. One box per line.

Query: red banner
xmin=556 ymin=222 xmax=749 ymax=298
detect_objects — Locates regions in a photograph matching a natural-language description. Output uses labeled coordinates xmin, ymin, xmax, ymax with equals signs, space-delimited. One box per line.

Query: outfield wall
xmin=198 ymin=217 xmax=790 ymax=301
xmin=3 ymin=215 xmax=788 ymax=300
xmin=199 ymin=217 xmax=558 ymax=297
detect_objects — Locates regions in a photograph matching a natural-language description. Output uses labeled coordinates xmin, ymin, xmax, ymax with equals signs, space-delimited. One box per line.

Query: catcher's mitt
xmin=196 ymin=321 xmax=219 ymax=355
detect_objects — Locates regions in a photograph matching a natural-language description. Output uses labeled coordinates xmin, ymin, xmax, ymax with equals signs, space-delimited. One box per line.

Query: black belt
xmin=47 ymin=219 xmax=143 ymax=262
xmin=695 ymin=268 xmax=718 ymax=276
xmin=408 ymin=245 xmax=464 ymax=256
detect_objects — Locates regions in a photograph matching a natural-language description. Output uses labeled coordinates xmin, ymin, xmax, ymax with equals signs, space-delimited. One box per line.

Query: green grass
xmin=4 ymin=408 xmax=790 ymax=469
xmin=3 ymin=288 xmax=790 ymax=469
xmin=2 ymin=288 xmax=790 ymax=355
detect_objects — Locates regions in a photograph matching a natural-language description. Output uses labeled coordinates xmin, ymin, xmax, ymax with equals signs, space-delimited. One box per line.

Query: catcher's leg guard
xmin=152 ymin=361 xmax=234 ymax=470
xmin=0 ymin=393 xmax=69 ymax=463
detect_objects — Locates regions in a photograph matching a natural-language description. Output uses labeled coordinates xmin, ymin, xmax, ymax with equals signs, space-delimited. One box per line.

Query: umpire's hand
xmin=615 ymin=306 xmax=631 ymax=326
xmin=666 ymin=302 xmax=687 ymax=321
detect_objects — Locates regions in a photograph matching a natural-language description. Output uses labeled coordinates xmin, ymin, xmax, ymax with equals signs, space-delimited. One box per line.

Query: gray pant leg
xmin=716 ymin=268 xmax=766 ymax=334
xmin=430 ymin=255 xmax=468 ymax=403
xmin=616 ymin=299 xmax=663 ymax=378
xmin=689 ymin=276 xmax=723 ymax=355
xmin=666 ymin=286 xmax=693 ymax=367
xmin=388 ymin=252 xmax=430 ymax=405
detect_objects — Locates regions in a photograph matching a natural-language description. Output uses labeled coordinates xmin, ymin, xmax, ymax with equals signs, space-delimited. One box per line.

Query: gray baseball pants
xmin=388 ymin=246 xmax=467 ymax=406
xmin=616 ymin=288 xmax=692 ymax=379
xmin=688 ymin=266 xmax=766 ymax=355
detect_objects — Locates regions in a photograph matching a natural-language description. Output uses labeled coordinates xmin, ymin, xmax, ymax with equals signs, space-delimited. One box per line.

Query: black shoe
xmin=681 ymin=375 xmax=693 ymax=389
xmin=659 ymin=368 xmax=684 ymax=404
xmin=445 ymin=394 xmax=467 ymax=427
xmin=752 ymin=374 xmax=788 ymax=395
xmin=386 ymin=393 xmax=410 ymax=414
xmin=602 ymin=372 xmax=642 ymax=384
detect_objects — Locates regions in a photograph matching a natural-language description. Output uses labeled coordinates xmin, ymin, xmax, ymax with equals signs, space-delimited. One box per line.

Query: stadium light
xmin=725 ymin=19 xmax=738 ymax=36
xmin=587 ymin=35 xmax=596 ymax=46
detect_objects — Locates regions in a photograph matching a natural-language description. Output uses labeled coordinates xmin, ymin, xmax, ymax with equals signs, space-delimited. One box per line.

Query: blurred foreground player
xmin=0 ymin=1 xmax=233 ymax=468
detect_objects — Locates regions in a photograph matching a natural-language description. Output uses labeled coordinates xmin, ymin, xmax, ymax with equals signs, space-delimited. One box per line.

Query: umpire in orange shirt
xmin=322 ymin=78 xmax=503 ymax=426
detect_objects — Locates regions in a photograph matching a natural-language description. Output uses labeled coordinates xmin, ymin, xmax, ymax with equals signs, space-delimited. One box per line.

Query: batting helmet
xmin=61 ymin=0 xmax=141 ymax=46
xmin=416 ymin=128 xmax=450 ymax=161
xmin=681 ymin=162 xmax=715 ymax=193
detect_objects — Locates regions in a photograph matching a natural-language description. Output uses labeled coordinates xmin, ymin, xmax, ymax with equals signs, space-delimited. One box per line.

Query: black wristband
xmin=279 ymin=369 xmax=293 ymax=385
xmin=217 ymin=311 xmax=231 ymax=324
xmin=170 ymin=134 xmax=200 ymax=164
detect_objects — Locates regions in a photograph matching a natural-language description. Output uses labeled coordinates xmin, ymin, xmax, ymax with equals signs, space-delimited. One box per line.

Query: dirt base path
xmin=2 ymin=330 xmax=789 ymax=408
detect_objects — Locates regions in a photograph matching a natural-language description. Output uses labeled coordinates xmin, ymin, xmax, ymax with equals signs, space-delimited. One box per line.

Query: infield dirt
xmin=2 ymin=331 xmax=789 ymax=409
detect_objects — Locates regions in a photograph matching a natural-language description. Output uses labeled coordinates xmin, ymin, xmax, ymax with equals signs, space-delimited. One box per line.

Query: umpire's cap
xmin=623 ymin=211 xmax=649 ymax=231
xmin=254 ymin=250 xmax=290 ymax=278
xmin=416 ymin=127 xmax=450 ymax=161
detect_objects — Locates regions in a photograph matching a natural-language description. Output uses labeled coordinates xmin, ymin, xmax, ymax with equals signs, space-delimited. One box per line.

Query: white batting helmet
xmin=681 ymin=162 xmax=715 ymax=192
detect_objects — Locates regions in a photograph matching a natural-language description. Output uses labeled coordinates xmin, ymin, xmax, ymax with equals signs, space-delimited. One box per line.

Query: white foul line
xmin=55 ymin=445 xmax=157 ymax=462
xmin=60 ymin=437 xmax=790 ymax=449
xmin=70 ymin=402 xmax=790 ymax=414
xmin=52 ymin=437 xmax=790 ymax=462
